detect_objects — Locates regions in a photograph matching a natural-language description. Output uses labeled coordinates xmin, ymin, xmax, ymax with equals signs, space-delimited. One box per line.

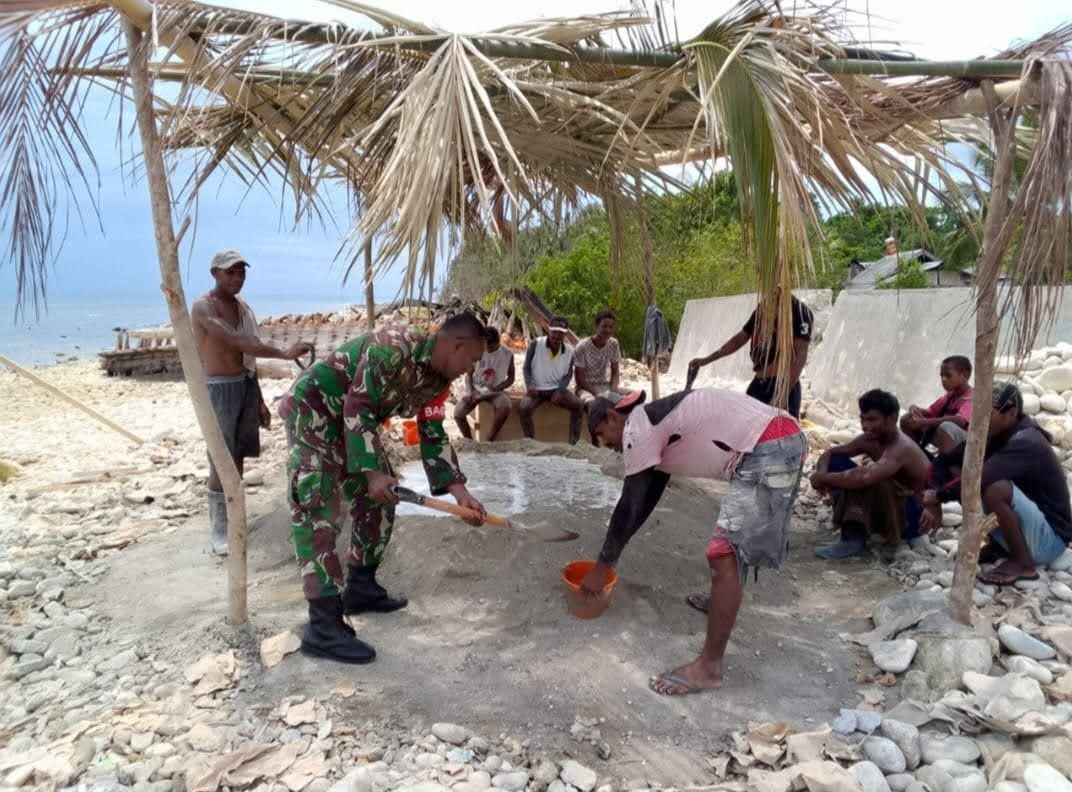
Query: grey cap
xmin=992 ymin=381 xmax=1023 ymax=413
xmin=210 ymin=249 xmax=249 ymax=271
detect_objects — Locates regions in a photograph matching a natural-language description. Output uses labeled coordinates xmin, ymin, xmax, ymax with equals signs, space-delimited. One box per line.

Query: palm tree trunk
xmin=949 ymin=84 xmax=1020 ymax=624
xmin=634 ymin=176 xmax=660 ymax=399
xmin=123 ymin=20 xmax=248 ymax=624
xmin=364 ymin=240 xmax=376 ymax=330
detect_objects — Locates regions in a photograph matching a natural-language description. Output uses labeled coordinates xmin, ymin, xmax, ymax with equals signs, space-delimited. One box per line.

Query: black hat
xmin=992 ymin=381 xmax=1023 ymax=413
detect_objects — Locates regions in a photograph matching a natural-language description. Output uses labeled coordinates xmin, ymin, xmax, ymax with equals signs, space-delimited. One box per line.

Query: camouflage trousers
xmin=287 ymin=442 xmax=395 ymax=601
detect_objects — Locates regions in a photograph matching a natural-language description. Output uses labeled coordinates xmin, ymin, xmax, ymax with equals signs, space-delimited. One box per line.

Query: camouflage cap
xmin=210 ymin=249 xmax=249 ymax=271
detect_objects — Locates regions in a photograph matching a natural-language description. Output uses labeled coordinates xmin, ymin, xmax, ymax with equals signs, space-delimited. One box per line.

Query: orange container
xmin=562 ymin=560 xmax=617 ymax=619
xmin=402 ymin=419 xmax=419 ymax=446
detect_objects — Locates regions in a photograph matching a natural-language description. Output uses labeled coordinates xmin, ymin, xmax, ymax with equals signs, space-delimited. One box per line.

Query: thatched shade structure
xmin=2 ymin=0 xmax=1069 ymax=623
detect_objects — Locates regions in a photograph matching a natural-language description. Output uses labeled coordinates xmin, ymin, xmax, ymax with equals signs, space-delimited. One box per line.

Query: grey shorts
xmin=207 ymin=373 xmax=262 ymax=466
xmin=453 ymin=392 xmax=511 ymax=420
xmin=938 ymin=421 xmax=967 ymax=445
xmin=709 ymin=432 xmax=807 ymax=578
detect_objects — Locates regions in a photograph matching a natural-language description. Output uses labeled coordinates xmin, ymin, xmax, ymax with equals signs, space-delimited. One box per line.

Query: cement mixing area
xmin=3 ymin=284 xmax=1072 ymax=792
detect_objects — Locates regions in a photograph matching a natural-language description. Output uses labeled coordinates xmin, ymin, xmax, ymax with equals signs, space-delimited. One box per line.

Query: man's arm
xmin=557 ymin=351 xmax=574 ymax=393
xmin=522 ymin=344 xmax=536 ymax=391
xmin=811 ymin=435 xmax=868 ymax=493
xmin=789 ymin=337 xmax=809 ymax=385
xmin=609 ymin=339 xmax=621 ymax=391
xmin=491 ymin=357 xmax=515 ymax=393
xmin=341 ymin=351 xmax=395 ymax=476
xmin=596 ymin=468 xmax=672 ymax=565
xmin=192 ymin=302 xmax=310 ymax=360
xmin=690 ymin=330 xmax=749 ymax=369
xmin=913 ymin=414 xmax=969 ymax=430
xmin=416 ymin=391 xmax=467 ymax=496
xmin=815 ymin=447 xmax=905 ymax=491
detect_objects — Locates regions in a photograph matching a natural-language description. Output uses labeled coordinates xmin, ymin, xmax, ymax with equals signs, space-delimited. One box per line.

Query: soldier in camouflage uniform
xmin=279 ymin=313 xmax=490 ymax=664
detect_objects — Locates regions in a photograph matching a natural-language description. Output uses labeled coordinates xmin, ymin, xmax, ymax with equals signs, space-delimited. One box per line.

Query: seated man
xmin=810 ymin=389 xmax=930 ymax=560
xmin=576 ymin=389 xmax=806 ymax=695
xmin=925 ymin=382 xmax=1071 ymax=585
xmin=574 ymin=309 xmax=626 ymax=405
xmin=901 ymin=355 xmax=973 ymax=456
xmin=519 ymin=316 xmax=584 ymax=445
xmin=453 ymin=327 xmax=515 ymax=442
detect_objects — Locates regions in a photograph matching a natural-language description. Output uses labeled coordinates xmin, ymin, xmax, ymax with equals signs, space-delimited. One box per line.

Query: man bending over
xmin=810 ymin=389 xmax=930 ymax=560
xmin=577 ymin=389 xmax=806 ymax=695
xmin=926 ymin=382 xmax=1071 ymax=585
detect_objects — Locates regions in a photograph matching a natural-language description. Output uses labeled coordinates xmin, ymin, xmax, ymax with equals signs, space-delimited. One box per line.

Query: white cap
xmin=210 ymin=249 xmax=249 ymax=270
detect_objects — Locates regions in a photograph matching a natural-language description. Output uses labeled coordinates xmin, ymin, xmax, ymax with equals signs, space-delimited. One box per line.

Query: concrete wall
xmin=667 ymin=289 xmax=833 ymax=386
xmin=809 ymin=287 xmax=1072 ymax=410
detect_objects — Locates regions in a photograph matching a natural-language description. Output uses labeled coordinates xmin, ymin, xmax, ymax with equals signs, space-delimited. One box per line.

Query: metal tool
xmin=685 ymin=365 xmax=699 ymax=392
xmin=390 ymin=485 xmax=578 ymax=542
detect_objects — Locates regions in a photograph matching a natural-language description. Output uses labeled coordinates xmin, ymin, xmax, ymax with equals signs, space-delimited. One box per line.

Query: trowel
xmin=390 ymin=485 xmax=579 ymax=542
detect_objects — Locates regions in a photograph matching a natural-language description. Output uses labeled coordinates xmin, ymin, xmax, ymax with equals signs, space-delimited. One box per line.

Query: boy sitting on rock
xmin=900 ymin=355 xmax=973 ymax=456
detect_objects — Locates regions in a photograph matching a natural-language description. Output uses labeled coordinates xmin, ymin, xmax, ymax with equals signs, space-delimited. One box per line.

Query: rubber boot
xmin=300 ymin=596 xmax=376 ymax=664
xmin=342 ymin=564 xmax=408 ymax=615
xmin=208 ymin=491 xmax=228 ymax=556
xmin=816 ymin=523 xmax=869 ymax=560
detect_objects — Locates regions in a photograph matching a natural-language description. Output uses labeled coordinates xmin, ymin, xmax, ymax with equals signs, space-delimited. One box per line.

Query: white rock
xmin=993 ymin=783 xmax=1028 ymax=792
xmin=998 ymin=624 xmax=1057 ymax=660
xmin=1051 ymin=549 xmax=1072 ymax=572
xmin=849 ymin=761 xmax=890 ymax=792
xmin=1006 ymin=655 xmax=1055 ymax=684
xmin=962 ymin=671 xmax=1047 ymax=720
xmin=1037 ymin=366 xmax=1072 ymax=394
xmin=919 ymin=733 xmax=981 ymax=765
xmin=885 ymin=773 xmax=915 ymax=792
xmin=1042 ymin=393 xmax=1068 ymax=414
xmin=431 ymin=723 xmax=468 ymax=745
xmin=870 ymin=640 xmax=918 ymax=674
xmin=1023 ymin=394 xmax=1042 ymax=416
xmin=491 ymin=772 xmax=529 ymax=791
xmin=559 ymin=760 xmax=597 ymax=792
xmin=881 ymin=720 xmax=921 ymax=770
xmin=863 ymin=737 xmax=906 ymax=774
xmin=942 ymin=512 xmax=963 ymax=527
xmin=1024 ymin=762 xmax=1072 ymax=792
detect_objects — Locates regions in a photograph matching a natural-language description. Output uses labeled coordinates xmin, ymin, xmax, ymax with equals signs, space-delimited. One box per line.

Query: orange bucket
xmin=402 ymin=419 xmax=419 ymax=446
xmin=562 ymin=560 xmax=617 ymax=619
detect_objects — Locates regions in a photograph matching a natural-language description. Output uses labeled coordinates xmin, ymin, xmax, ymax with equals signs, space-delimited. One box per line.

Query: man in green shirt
xmin=279 ymin=314 xmax=489 ymax=664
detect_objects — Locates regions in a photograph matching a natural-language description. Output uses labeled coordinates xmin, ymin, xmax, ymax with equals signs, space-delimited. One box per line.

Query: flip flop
xmin=976 ymin=567 xmax=1039 ymax=586
xmin=649 ymin=667 xmax=718 ymax=697
xmin=685 ymin=593 xmax=710 ymax=614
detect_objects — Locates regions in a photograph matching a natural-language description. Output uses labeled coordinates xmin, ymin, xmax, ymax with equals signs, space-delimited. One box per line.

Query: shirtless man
xmin=810 ymin=389 xmax=930 ymax=559
xmin=192 ymin=249 xmax=313 ymax=555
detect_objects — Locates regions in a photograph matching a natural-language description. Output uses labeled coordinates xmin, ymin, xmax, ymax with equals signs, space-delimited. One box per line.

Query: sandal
xmin=685 ymin=593 xmax=710 ymax=614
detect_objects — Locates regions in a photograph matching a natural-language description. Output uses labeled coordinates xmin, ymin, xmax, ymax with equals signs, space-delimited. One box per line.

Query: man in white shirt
xmin=519 ymin=316 xmax=584 ymax=444
xmin=453 ymin=327 xmax=515 ymax=442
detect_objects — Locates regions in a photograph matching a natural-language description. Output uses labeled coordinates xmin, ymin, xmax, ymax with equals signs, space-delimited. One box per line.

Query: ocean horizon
xmin=0 ymin=294 xmax=356 ymax=368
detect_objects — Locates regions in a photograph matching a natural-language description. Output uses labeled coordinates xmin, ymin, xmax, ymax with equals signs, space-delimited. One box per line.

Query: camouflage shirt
xmin=281 ymin=325 xmax=465 ymax=494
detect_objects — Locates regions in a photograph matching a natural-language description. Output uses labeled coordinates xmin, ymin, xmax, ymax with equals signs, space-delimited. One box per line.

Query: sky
xmin=1 ymin=0 xmax=1067 ymax=315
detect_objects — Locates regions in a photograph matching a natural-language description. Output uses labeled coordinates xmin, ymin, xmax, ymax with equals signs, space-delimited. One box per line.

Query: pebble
xmin=919 ymin=733 xmax=980 ymax=765
xmin=885 ymin=774 xmax=914 ymax=792
xmin=560 ymin=760 xmax=598 ymax=792
xmin=849 ymin=761 xmax=890 ymax=792
xmin=1050 ymin=549 xmax=1072 ymax=572
xmin=862 ymin=736 xmax=906 ymax=774
xmin=431 ymin=722 xmax=468 ymax=745
xmin=997 ymin=625 xmax=1056 ymax=660
xmin=880 ymin=720 xmax=921 ymax=770
xmin=1051 ymin=582 xmax=1072 ymax=602
xmin=491 ymin=771 xmax=529 ymax=791
xmin=1006 ymin=655 xmax=1055 ymax=684
xmin=869 ymin=639 xmax=918 ymax=673
xmin=1024 ymin=763 xmax=1072 ymax=792
xmin=130 ymin=732 xmax=155 ymax=753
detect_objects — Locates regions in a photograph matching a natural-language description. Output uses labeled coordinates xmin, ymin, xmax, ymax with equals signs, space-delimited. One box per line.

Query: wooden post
xmin=123 ymin=20 xmax=247 ymax=624
xmin=949 ymin=84 xmax=1019 ymax=625
xmin=634 ymin=175 xmax=659 ymax=399
xmin=0 ymin=354 xmax=145 ymax=445
xmin=364 ymin=240 xmax=376 ymax=330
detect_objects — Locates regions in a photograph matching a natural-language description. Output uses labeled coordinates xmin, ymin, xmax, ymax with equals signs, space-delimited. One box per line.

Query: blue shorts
xmin=988 ymin=484 xmax=1068 ymax=565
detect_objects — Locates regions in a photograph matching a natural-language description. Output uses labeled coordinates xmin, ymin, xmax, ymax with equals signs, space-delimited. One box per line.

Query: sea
xmin=0 ymin=295 xmax=355 ymax=368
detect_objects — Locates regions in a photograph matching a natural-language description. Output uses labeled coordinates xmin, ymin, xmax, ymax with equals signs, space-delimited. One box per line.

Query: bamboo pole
xmin=948 ymin=82 xmax=1019 ymax=625
xmin=633 ymin=176 xmax=660 ymax=400
xmin=0 ymin=353 xmax=146 ymax=445
xmin=122 ymin=20 xmax=248 ymax=624
xmin=363 ymin=241 xmax=376 ymax=330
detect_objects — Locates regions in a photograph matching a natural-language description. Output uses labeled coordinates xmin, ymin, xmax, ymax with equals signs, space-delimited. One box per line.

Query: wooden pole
xmin=364 ymin=240 xmax=376 ymax=330
xmin=0 ymin=353 xmax=145 ymax=445
xmin=123 ymin=20 xmax=248 ymax=624
xmin=949 ymin=83 xmax=1019 ymax=625
xmin=634 ymin=176 xmax=660 ymax=400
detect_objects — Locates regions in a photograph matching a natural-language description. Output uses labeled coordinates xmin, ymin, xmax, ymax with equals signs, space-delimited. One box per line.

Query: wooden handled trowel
xmin=390 ymin=486 xmax=579 ymax=543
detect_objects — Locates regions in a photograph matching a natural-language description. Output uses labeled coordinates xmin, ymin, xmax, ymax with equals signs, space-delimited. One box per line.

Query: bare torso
xmin=192 ymin=292 xmax=246 ymax=376
xmin=859 ymin=432 xmax=931 ymax=496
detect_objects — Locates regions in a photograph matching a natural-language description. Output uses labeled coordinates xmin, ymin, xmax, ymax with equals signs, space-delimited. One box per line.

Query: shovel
xmin=390 ymin=485 xmax=579 ymax=543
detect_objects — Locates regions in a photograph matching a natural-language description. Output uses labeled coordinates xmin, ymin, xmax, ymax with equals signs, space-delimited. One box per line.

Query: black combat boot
xmin=300 ymin=596 xmax=376 ymax=664
xmin=341 ymin=564 xmax=409 ymax=615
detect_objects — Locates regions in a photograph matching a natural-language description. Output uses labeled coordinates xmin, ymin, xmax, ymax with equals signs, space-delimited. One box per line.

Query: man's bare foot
xmin=649 ymin=659 xmax=723 ymax=696
xmin=977 ymin=560 xmax=1039 ymax=586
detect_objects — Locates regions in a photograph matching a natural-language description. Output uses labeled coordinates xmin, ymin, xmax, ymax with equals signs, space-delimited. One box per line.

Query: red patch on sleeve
xmin=418 ymin=388 xmax=451 ymax=423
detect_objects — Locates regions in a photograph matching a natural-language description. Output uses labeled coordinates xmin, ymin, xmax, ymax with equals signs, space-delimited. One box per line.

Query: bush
xmin=878 ymin=258 xmax=929 ymax=290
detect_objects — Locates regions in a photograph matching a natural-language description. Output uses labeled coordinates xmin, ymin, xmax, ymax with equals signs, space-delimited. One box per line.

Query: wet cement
xmin=85 ymin=440 xmax=899 ymax=787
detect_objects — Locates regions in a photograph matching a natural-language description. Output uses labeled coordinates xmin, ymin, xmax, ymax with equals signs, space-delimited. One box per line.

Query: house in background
xmin=844 ymin=236 xmax=952 ymax=289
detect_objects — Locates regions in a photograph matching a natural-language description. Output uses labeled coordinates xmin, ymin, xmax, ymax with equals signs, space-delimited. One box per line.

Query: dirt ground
xmin=83 ymin=442 xmax=899 ymax=789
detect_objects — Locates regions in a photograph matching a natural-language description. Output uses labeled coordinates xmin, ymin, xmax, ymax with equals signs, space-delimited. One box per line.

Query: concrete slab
xmin=667 ymin=290 xmax=833 ymax=386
